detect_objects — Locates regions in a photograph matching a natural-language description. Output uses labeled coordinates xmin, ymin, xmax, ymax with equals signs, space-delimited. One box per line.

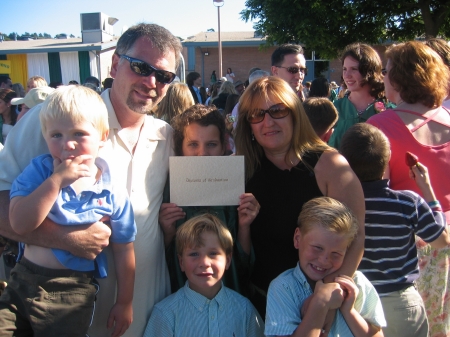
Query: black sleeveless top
xmin=246 ymin=151 xmax=324 ymax=292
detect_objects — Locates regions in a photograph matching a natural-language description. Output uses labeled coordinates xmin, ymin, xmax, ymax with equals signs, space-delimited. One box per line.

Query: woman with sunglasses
xmin=328 ymin=43 xmax=387 ymax=149
xmin=367 ymin=41 xmax=450 ymax=337
xmin=234 ymin=76 xmax=365 ymax=317
xmin=0 ymin=89 xmax=17 ymax=145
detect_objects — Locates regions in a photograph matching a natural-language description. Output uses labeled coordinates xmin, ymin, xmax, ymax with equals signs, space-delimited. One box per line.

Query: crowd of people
xmin=0 ymin=21 xmax=449 ymax=337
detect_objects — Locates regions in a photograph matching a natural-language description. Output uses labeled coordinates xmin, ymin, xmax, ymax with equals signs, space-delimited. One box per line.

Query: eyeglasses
xmin=381 ymin=68 xmax=387 ymax=76
xmin=247 ymin=103 xmax=291 ymax=124
xmin=276 ymin=66 xmax=308 ymax=76
xmin=119 ymin=54 xmax=176 ymax=84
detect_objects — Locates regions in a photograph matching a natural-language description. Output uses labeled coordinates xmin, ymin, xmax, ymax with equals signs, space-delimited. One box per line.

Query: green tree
xmin=241 ymin=0 xmax=450 ymax=59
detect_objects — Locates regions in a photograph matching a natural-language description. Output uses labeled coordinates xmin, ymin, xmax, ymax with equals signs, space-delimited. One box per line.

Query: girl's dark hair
xmin=172 ymin=104 xmax=226 ymax=156
xmin=341 ymin=43 xmax=384 ymax=99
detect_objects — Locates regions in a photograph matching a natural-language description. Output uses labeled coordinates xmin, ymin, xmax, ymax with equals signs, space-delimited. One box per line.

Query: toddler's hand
xmin=51 ymin=154 xmax=93 ymax=188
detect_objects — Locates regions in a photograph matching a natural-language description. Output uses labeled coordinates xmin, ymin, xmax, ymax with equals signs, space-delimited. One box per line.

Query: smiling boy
xmin=265 ymin=197 xmax=386 ymax=337
xmin=144 ymin=213 xmax=265 ymax=337
xmin=0 ymin=86 xmax=136 ymax=337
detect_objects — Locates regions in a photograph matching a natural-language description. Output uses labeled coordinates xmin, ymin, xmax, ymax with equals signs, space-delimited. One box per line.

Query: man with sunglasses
xmin=271 ymin=44 xmax=307 ymax=95
xmin=0 ymin=23 xmax=182 ymax=336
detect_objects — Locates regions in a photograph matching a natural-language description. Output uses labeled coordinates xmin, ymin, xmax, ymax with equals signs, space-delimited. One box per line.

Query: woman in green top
xmin=158 ymin=104 xmax=259 ymax=295
xmin=328 ymin=43 xmax=387 ymax=149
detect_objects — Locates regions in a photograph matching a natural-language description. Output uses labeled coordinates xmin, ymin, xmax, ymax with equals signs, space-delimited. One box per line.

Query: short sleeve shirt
xmin=265 ymin=264 xmax=386 ymax=337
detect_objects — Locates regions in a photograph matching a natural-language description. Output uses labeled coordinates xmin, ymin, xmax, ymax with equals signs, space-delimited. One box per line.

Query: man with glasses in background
xmin=0 ymin=76 xmax=12 ymax=89
xmin=0 ymin=23 xmax=182 ymax=336
xmin=271 ymin=44 xmax=307 ymax=99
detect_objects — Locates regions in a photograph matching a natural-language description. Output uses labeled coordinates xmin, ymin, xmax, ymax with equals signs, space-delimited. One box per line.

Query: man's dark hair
xmin=309 ymin=77 xmax=330 ymax=98
xmin=115 ymin=23 xmax=183 ymax=69
xmin=0 ymin=75 xmax=11 ymax=86
xmin=271 ymin=44 xmax=303 ymax=66
xmin=186 ymin=72 xmax=201 ymax=86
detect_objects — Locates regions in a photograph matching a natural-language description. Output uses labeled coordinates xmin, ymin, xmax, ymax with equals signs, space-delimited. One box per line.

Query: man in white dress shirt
xmin=0 ymin=23 xmax=182 ymax=336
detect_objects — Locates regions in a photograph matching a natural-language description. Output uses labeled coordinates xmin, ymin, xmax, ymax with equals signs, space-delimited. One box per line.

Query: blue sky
xmin=2 ymin=0 xmax=256 ymax=39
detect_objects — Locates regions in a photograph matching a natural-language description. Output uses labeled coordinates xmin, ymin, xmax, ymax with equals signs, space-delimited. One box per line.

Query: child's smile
xmin=294 ymin=226 xmax=350 ymax=282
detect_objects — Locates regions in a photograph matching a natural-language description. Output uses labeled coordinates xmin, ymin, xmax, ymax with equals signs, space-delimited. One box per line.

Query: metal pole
xmin=218 ymin=6 xmax=222 ymax=79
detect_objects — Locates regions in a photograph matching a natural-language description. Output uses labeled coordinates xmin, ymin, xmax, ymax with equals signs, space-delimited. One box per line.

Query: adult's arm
xmin=0 ymin=190 xmax=111 ymax=260
xmin=315 ymin=150 xmax=365 ymax=281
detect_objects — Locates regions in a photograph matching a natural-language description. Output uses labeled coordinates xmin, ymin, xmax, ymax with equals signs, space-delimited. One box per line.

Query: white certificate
xmin=169 ymin=156 xmax=245 ymax=206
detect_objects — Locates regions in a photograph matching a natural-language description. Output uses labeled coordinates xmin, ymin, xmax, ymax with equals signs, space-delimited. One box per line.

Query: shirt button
xmin=211 ymin=315 xmax=214 ymax=320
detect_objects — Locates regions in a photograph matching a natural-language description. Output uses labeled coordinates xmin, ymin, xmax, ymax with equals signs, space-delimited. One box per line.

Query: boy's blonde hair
xmin=176 ymin=213 xmax=233 ymax=256
xmin=298 ymin=197 xmax=358 ymax=247
xmin=27 ymin=76 xmax=48 ymax=89
xmin=40 ymin=85 xmax=109 ymax=136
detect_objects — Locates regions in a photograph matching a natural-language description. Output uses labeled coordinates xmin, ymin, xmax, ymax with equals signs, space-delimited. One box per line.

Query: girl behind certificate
xmin=158 ymin=104 xmax=259 ymax=295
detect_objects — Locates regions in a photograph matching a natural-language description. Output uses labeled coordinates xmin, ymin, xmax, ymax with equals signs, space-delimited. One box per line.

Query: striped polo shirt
xmin=144 ymin=281 xmax=265 ymax=337
xmin=358 ymin=179 xmax=446 ymax=296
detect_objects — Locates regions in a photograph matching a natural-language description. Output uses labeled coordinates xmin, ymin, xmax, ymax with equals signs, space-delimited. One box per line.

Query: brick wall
xmin=183 ymin=45 xmax=277 ymax=87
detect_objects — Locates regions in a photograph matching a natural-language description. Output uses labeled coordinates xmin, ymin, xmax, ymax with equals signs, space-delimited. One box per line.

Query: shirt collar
xmin=361 ymin=179 xmax=390 ymax=192
xmin=183 ymin=281 xmax=227 ymax=311
xmin=293 ymin=262 xmax=312 ymax=290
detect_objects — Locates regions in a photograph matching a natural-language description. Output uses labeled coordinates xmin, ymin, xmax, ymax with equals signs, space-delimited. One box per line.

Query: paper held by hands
xmin=169 ymin=156 xmax=245 ymax=206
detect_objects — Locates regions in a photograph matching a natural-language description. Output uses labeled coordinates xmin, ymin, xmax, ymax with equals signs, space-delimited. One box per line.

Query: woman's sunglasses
xmin=247 ymin=103 xmax=291 ymax=124
xmin=119 ymin=54 xmax=176 ymax=84
xmin=275 ymin=66 xmax=308 ymax=76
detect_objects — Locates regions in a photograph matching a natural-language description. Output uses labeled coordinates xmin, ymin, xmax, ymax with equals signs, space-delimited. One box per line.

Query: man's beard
xmin=126 ymin=85 xmax=160 ymax=115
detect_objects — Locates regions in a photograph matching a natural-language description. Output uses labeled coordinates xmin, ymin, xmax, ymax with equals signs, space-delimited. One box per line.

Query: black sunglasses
xmin=276 ymin=66 xmax=308 ymax=76
xmin=247 ymin=103 xmax=291 ymax=124
xmin=381 ymin=68 xmax=387 ymax=76
xmin=119 ymin=54 xmax=176 ymax=84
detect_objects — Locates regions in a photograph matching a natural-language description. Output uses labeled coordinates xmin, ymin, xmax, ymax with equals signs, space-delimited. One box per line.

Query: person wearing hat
xmin=11 ymin=86 xmax=54 ymax=122
xmin=234 ymin=80 xmax=245 ymax=95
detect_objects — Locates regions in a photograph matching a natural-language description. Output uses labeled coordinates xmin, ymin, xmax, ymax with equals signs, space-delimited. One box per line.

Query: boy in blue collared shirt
xmin=144 ymin=213 xmax=264 ymax=337
xmin=265 ymin=197 xmax=386 ymax=337
xmin=0 ymin=85 xmax=136 ymax=337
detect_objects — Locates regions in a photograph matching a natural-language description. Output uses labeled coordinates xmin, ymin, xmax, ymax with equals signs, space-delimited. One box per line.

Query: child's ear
xmin=178 ymin=254 xmax=185 ymax=272
xmin=225 ymin=254 xmax=232 ymax=270
xmin=293 ymin=227 xmax=302 ymax=249
xmin=321 ymin=128 xmax=334 ymax=143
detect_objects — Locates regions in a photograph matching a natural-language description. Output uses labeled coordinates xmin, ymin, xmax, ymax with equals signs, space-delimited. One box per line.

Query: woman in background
xmin=226 ymin=67 xmax=235 ymax=83
xmin=368 ymin=41 xmax=450 ymax=337
xmin=152 ymin=83 xmax=194 ymax=124
xmin=328 ymin=43 xmax=386 ymax=149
